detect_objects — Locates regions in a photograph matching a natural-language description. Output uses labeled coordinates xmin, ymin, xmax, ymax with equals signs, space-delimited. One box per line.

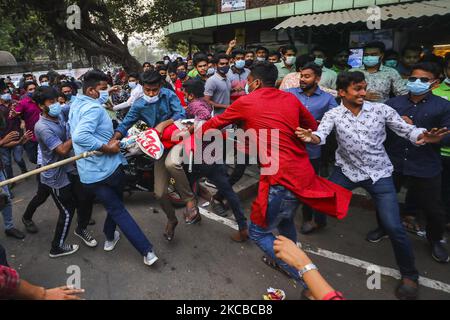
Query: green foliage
xmin=0 ymin=3 xmax=58 ymax=61
xmin=0 ymin=0 xmax=204 ymax=67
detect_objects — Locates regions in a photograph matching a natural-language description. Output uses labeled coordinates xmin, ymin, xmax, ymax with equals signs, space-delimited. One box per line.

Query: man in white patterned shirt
xmin=296 ymin=71 xmax=449 ymax=300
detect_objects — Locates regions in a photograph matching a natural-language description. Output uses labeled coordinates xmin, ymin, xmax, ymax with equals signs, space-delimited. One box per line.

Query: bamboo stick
xmin=0 ymin=151 xmax=102 ymax=188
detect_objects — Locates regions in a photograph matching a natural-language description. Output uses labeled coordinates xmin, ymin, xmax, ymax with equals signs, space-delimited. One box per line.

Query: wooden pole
xmin=0 ymin=151 xmax=101 ymax=188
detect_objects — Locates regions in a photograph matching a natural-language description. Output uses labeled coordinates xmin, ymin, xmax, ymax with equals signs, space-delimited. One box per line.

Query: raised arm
xmin=296 ymin=109 xmax=335 ymax=145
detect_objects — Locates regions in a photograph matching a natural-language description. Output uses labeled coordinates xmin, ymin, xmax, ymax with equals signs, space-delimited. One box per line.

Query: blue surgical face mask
xmin=48 ymin=102 xmax=62 ymax=117
xmin=256 ymin=57 xmax=266 ymax=62
xmin=363 ymin=56 xmax=380 ymax=67
xmin=40 ymin=82 xmax=49 ymax=87
xmin=97 ymin=90 xmax=109 ymax=104
xmin=384 ymin=59 xmax=398 ymax=68
xmin=143 ymin=94 xmax=159 ymax=104
xmin=314 ymin=58 xmax=324 ymax=67
xmin=406 ymin=79 xmax=435 ymax=96
xmin=235 ymin=60 xmax=246 ymax=69
xmin=64 ymin=93 xmax=72 ymax=100
xmin=27 ymin=92 xmax=34 ymax=98
xmin=128 ymin=81 xmax=137 ymax=89
xmin=1 ymin=93 xmax=12 ymax=101
xmin=207 ymin=68 xmax=215 ymax=76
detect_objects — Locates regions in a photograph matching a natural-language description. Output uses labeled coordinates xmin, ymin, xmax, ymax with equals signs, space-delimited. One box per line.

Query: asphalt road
xmin=1 ymin=172 xmax=449 ymax=300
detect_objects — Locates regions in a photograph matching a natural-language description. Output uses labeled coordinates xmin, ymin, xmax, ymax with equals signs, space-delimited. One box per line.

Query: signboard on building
xmin=221 ymin=0 xmax=246 ymax=12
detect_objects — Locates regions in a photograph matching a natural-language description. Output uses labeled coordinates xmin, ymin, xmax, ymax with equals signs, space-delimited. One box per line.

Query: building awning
xmin=273 ymin=0 xmax=450 ymax=30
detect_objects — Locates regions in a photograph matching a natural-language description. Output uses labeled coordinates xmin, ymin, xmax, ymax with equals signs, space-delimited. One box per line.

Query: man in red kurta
xmin=200 ymin=62 xmax=352 ymax=286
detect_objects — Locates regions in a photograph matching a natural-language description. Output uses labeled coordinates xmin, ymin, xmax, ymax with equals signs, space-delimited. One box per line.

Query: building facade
xmin=164 ymin=0 xmax=450 ymax=58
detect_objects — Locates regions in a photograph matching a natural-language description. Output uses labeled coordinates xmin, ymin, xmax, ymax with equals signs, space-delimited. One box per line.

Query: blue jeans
xmin=191 ymin=164 xmax=248 ymax=230
xmin=329 ymin=167 xmax=418 ymax=281
xmin=0 ymin=146 xmax=27 ymax=179
xmin=23 ymin=141 xmax=38 ymax=164
xmin=84 ymin=166 xmax=153 ymax=256
xmin=0 ymin=170 xmax=13 ymax=230
xmin=249 ymin=185 xmax=306 ymax=286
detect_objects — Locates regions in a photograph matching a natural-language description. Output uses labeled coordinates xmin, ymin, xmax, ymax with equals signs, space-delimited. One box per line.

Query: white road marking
xmin=198 ymin=206 xmax=450 ymax=294
xmin=302 ymin=246 xmax=450 ymax=294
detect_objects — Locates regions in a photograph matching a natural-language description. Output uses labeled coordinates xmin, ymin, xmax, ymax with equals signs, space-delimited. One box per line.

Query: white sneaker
xmin=144 ymin=251 xmax=159 ymax=266
xmin=104 ymin=231 xmax=120 ymax=251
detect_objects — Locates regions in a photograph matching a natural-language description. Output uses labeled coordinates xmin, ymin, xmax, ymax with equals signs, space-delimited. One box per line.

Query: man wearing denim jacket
xmin=113 ymin=71 xmax=198 ymax=243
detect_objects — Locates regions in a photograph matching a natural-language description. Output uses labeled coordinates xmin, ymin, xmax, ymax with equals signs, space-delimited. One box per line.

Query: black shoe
xmin=88 ymin=218 xmax=96 ymax=226
xmin=366 ymin=228 xmax=388 ymax=243
xmin=395 ymin=278 xmax=418 ymax=300
xmin=300 ymin=221 xmax=315 ymax=235
xmin=5 ymin=228 xmax=25 ymax=239
xmin=22 ymin=216 xmax=38 ymax=234
xmin=300 ymin=221 xmax=326 ymax=235
xmin=74 ymin=229 xmax=98 ymax=248
xmin=431 ymin=241 xmax=450 ymax=263
xmin=49 ymin=244 xmax=79 ymax=258
xmin=212 ymin=200 xmax=228 ymax=217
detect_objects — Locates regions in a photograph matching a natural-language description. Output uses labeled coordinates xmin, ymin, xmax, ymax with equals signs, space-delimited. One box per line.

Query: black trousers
xmin=50 ymin=184 xmax=76 ymax=249
xmin=302 ymin=158 xmax=326 ymax=225
xmin=393 ymin=173 xmax=446 ymax=242
xmin=69 ymin=174 xmax=94 ymax=231
xmin=23 ymin=173 xmax=51 ymax=221
xmin=442 ymin=156 xmax=450 ymax=223
xmin=23 ymin=173 xmax=94 ymax=231
xmin=0 ymin=243 xmax=8 ymax=267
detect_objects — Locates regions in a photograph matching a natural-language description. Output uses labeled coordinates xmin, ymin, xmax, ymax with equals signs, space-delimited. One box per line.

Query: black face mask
xmin=218 ymin=65 xmax=230 ymax=75
xmin=245 ymin=60 xmax=253 ymax=68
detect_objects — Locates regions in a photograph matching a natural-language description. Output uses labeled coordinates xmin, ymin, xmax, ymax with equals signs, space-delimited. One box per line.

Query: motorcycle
xmin=119 ymin=120 xmax=199 ymax=208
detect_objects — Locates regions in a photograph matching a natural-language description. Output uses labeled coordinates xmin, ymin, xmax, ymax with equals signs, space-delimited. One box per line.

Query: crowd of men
xmin=0 ymin=39 xmax=449 ymax=300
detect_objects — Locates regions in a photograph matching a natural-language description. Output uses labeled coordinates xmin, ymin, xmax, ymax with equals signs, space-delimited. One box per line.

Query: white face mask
xmin=285 ymin=56 xmax=296 ymax=66
xmin=143 ymin=94 xmax=159 ymax=104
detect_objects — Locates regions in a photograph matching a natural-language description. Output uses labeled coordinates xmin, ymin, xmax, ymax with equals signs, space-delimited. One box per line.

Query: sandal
xmin=163 ymin=220 xmax=178 ymax=241
xmin=185 ymin=205 xmax=201 ymax=225
xmin=402 ymin=216 xmax=422 ymax=235
xmin=261 ymin=255 xmax=291 ymax=278
xmin=301 ymin=289 xmax=316 ymax=300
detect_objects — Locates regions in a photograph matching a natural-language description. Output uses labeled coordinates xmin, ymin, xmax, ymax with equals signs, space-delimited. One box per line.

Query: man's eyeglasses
xmin=408 ymin=77 xmax=432 ymax=83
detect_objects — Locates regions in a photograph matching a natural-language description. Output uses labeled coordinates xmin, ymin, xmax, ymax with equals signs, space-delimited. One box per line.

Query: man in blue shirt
xmin=69 ymin=70 xmax=158 ymax=266
xmin=383 ymin=62 xmax=450 ymax=264
xmin=285 ymin=62 xmax=338 ymax=234
xmin=113 ymin=71 xmax=197 ymax=243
